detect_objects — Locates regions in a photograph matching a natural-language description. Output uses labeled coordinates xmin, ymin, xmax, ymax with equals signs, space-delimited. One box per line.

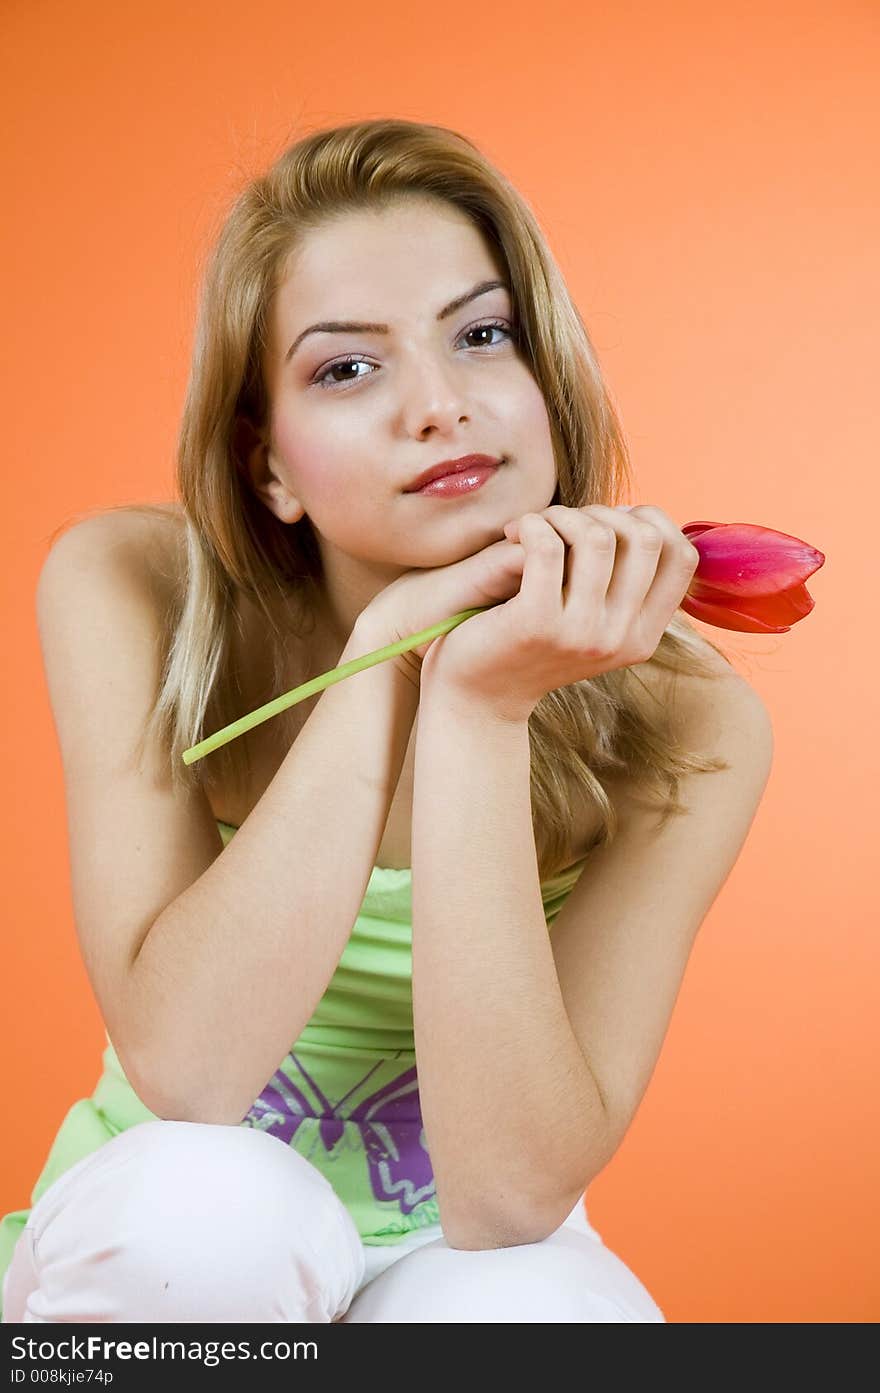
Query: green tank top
xmin=0 ymin=820 xmax=588 ymax=1308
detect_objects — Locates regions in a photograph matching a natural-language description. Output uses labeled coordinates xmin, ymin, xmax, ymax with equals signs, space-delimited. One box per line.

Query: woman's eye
xmin=460 ymin=319 xmax=513 ymax=349
xmin=313 ymin=357 xmax=373 ymax=388
xmin=312 ymin=319 xmax=515 ymax=391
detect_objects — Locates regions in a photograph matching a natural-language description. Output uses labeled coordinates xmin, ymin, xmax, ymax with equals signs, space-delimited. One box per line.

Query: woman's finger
xmin=585 ymin=504 xmax=665 ymax=629
xmin=540 ymin=503 xmax=666 ymax=660
xmin=623 ymin=505 xmax=700 ymax=639
xmin=513 ymin=513 xmax=568 ymax=631
xmin=534 ymin=506 xmax=618 ymax=623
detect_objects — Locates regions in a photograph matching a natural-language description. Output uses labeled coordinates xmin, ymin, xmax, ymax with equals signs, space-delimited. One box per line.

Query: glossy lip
xmin=415 ymin=466 xmax=497 ymax=499
xmin=404 ymin=453 xmax=503 ymax=493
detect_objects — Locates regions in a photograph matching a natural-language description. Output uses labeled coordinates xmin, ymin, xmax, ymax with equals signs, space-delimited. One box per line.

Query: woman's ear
xmin=231 ymin=414 xmax=261 ymax=475
xmin=233 ymin=415 xmax=305 ymax=525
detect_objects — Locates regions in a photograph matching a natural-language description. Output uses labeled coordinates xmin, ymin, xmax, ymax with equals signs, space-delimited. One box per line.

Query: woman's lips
xmin=412 ymin=464 xmax=498 ymax=497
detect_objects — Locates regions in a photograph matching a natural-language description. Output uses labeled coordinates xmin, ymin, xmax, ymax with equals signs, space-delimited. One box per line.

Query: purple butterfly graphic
xmin=242 ymin=1052 xmax=435 ymax=1216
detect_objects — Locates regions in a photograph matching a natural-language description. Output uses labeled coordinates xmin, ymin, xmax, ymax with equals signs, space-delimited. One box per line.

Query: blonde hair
xmin=83 ymin=118 xmax=735 ymax=877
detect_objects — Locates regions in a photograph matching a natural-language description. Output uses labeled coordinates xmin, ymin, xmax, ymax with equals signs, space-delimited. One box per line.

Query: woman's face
xmin=252 ymin=196 xmax=558 ymax=638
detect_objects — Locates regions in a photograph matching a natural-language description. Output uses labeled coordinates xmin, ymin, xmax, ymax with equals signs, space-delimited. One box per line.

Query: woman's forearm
xmin=410 ymin=683 xmax=610 ymax=1248
xmin=127 ymin=618 xmax=420 ymax=1124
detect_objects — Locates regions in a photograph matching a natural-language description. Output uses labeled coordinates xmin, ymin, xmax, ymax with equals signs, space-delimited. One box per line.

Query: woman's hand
xmin=418 ymin=503 xmax=701 ymax=723
xmin=355 ymin=533 xmax=528 ymax=684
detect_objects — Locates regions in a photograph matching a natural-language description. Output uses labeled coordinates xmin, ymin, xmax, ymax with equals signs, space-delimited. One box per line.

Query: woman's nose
xmin=397 ymin=356 xmax=468 ymax=438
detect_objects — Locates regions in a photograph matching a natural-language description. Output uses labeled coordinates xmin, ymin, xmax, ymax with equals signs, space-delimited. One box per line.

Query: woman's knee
xmin=63 ymin=1119 xmax=354 ymax=1249
xmin=343 ymin=1228 xmax=665 ymax=1324
xmin=23 ymin=1120 xmax=365 ymax=1323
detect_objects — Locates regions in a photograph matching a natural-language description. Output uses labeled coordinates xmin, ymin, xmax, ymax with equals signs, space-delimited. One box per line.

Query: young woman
xmin=1 ymin=118 xmax=773 ymax=1323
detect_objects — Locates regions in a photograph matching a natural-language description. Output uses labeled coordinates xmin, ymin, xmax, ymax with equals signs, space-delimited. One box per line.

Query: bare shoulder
xmin=666 ymin=631 xmax=772 ymax=779
xmin=637 ymin=628 xmax=758 ymax=722
xmin=41 ymin=502 xmax=187 ymax=608
xmin=664 ymin=630 xmax=771 ymax=738
xmin=600 ymin=630 xmax=772 ymax=820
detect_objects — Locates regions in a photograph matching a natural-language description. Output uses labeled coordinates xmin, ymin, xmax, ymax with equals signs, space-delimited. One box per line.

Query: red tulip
xmin=680 ymin=521 xmax=825 ymax=634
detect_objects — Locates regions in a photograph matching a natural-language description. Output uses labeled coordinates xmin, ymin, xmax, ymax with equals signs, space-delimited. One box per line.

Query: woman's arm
xmin=411 ymin=664 xmax=773 ymax=1251
xmin=130 ymin=613 xmax=420 ymax=1124
xmin=409 ymin=682 xmax=612 ymax=1252
xmin=37 ymin=517 xmax=419 ymax=1126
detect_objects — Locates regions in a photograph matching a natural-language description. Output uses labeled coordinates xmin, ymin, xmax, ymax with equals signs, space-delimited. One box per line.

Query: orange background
xmin=1 ymin=1 xmax=876 ymax=1323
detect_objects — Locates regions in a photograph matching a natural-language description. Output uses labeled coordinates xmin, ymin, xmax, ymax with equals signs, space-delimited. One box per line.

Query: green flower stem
xmin=182 ymin=605 xmax=491 ymax=766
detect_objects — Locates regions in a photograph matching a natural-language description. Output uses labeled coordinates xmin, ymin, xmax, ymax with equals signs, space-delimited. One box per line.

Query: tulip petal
xmin=681 ymin=521 xmax=728 ymax=537
xmin=683 ymin=523 xmax=825 ymax=597
xmin=681 ymin=582 xmax=816 ymax=633
xmin=680 ymin=594 xmax=786 ymax=633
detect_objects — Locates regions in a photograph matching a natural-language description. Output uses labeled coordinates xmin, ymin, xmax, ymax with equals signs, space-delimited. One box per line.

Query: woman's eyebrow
xmin=284 ymin=278 xmax=510 ymax=363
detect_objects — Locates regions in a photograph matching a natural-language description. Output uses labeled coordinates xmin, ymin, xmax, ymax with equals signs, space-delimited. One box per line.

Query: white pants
xmin=2 ymin=1120 xmax=665 ymax=1323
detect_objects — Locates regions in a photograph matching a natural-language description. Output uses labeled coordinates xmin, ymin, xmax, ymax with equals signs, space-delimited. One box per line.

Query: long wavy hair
xmin=92 ymin=118 xmax=734 ymax=877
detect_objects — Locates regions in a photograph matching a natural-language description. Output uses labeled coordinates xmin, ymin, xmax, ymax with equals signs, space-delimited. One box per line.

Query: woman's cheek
xmin=272 ymin=424 xmax=345 ymax=502
xmin=517 ymin=380 xmax=558 ymax=488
